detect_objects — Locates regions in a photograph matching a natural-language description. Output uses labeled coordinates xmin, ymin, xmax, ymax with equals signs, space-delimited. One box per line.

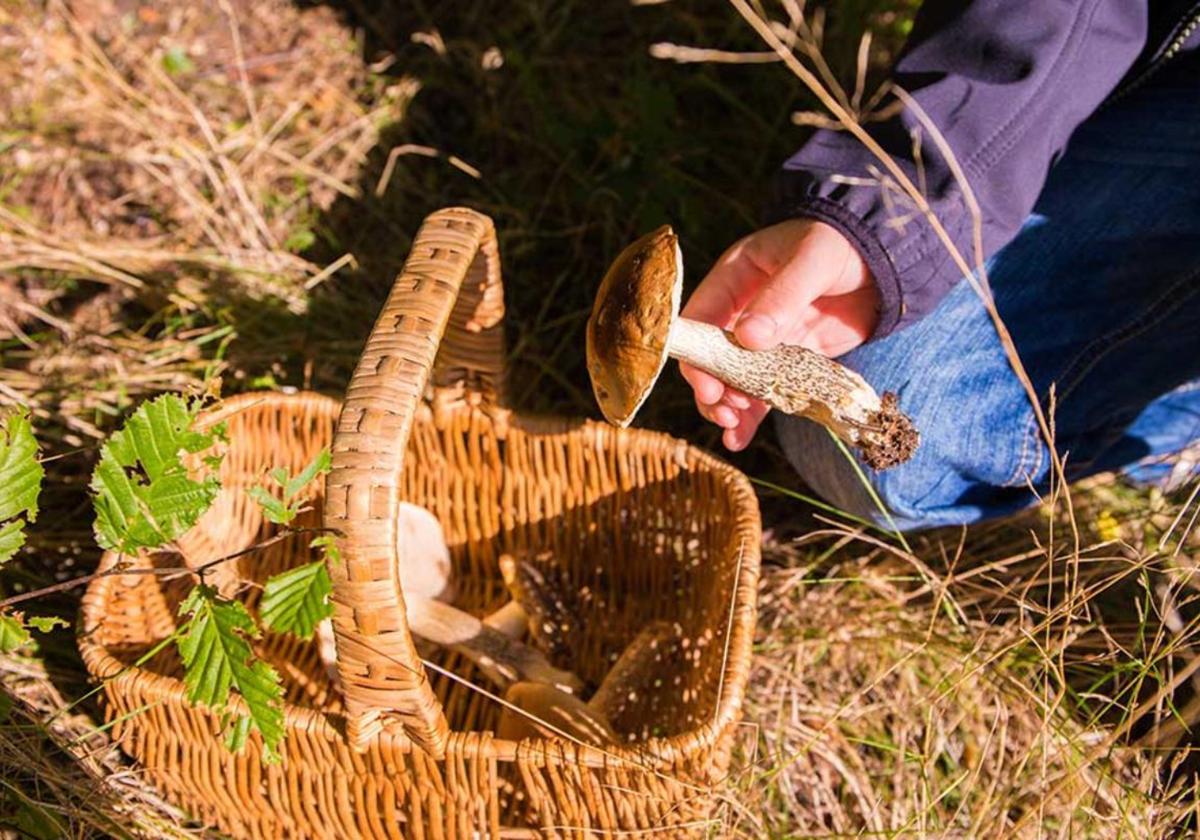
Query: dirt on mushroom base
xmin=861 ymin=391 xmax=919 ymax=470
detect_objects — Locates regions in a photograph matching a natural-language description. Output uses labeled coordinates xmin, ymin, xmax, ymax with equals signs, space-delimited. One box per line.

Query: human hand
xmin=680 ymin=218 xmax=879 ymax=451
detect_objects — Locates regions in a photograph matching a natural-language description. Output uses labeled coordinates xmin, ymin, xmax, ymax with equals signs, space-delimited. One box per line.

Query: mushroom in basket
xmin=316 ymin=503 xmax=582 ymax=695
xmin=497 ymin=621 xmax=678 ymax=746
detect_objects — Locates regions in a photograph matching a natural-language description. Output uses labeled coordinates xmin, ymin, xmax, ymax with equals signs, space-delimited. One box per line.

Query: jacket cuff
xmin=767 ymin=196 xmax=905 ymax=340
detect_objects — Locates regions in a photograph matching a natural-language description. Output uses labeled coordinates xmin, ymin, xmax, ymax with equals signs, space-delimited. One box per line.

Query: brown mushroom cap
xmin=586 ymin=225 xmax=683 ymax=426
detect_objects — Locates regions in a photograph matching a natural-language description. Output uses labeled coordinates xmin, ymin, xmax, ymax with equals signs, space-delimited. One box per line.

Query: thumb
xmin=732 ymin=222 xmax=858 ymax=350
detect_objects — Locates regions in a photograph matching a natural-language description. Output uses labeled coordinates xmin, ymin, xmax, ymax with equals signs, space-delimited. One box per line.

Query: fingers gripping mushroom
xmin=496 ymin=621 xmax=675 ymax=746
xmin=586 ymin=225 xmax=919 ymax=470
xmin=316 ymin=503 xmax=582 ymax=695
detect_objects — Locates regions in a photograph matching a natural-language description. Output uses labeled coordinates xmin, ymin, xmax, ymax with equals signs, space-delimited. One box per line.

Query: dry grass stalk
xmin=0 ymin=0 xmax=413 ymax=436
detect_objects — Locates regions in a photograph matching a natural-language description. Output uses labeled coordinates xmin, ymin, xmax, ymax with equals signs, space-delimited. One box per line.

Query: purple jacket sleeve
xmin=772 ymin=0 xmax=1148 ymax=338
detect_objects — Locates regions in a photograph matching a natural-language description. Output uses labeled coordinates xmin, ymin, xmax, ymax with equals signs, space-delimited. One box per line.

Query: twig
xmin=648 ymin=43 xmax=780 ymax=64
xmin=0 ymin=527 xmax=337 ymax=611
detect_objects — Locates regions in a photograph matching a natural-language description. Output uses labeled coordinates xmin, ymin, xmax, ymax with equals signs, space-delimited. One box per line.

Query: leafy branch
xmin=2 ymin=394 xmax=339 ymax=763
xmin=90 ymin=395 xmax=225 ymax=554
xmin=0 ymin=527 xmax=337 ymax=612
xmin=247 ymin=449 xmax=330 ymax=526
xmin=177 ymin=586 xmax=286 ymax=761
xmin=255 ymin=452 xmax=337 ymax=640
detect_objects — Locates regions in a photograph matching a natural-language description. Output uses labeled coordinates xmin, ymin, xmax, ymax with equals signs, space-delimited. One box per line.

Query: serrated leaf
xmin=90 ymin=395 xmax=222 ymax=554
xmin=0 ymin=520 xmax=26 ymax=567
xmin=0 ymin=615 xmax=31 ymax=653
xmin=106 ymin=394 xmax=213 ymax=480
xmin=249 ymin=450 xmax=329 ymax=525
xmin=0 ymin=410 xmax=41 ymax=569
xmin=177 ymin=586 xmax=285 ymax=761
xmin=260 ymin=560 xmax=333 ymax=640
xmin=140 ymin=472 xmax=221 ymax=539
xmin=247 ymin=484 xmax=294 ymax=525
xmin=27 ymin=616 xmax=68 ymax=633
xmin=0 ymin=410 xmax=42 ymax=523
xmin=283 ymin=450 xmax=331 ymax=501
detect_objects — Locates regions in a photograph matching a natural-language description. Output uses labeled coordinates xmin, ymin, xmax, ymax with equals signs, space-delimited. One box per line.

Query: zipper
xmin=1105 ymin=2 xmax=1200 ymax=107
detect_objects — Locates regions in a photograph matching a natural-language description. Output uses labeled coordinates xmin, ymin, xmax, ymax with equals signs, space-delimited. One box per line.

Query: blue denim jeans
xmin=776 ymin=54 xmax=1200 ymax=530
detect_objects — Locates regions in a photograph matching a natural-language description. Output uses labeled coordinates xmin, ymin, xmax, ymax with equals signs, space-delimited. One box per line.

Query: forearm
xmin=772 ymin=0 xmax=1148 ymax=337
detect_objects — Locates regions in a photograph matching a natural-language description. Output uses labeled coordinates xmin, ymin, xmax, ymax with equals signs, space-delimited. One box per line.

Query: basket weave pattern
xmin=79 ymin=208 xmax=761 ymax=838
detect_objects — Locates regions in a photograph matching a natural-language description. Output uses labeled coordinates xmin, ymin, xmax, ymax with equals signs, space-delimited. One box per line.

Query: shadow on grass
xmin=213 ymin=0 xmax=909 ymax=504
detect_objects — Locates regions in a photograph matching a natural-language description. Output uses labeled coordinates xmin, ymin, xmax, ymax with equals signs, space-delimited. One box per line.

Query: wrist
xmin=772 ymin=199 xmax=901 ymax=340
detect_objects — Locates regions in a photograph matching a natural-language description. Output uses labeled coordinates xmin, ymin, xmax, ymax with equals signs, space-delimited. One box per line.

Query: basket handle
xmin=323 ymin=207 xmax=505 ymax=755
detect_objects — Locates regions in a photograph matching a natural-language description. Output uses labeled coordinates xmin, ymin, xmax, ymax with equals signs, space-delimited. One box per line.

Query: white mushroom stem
xmin=406 ymin=595 xmax=583 ymax=695
xmin=667 ymin=318 xmax=916 ymax=469
xmin=317 ymin=595 xmax=580 ymax=696
xmin=483 ymin=599 xmax=532 ymax=638
xmin=496 ymin=682 xmax=619 ymax=747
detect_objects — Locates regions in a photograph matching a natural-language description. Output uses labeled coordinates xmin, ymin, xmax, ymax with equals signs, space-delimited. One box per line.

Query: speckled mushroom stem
xmin=667 ymin=318 xmax=918 ymax=470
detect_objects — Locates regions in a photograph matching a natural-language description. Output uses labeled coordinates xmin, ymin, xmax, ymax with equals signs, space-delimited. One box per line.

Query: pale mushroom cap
xmin=496 ymin=681 xmax=617 ymax=746
xmin=586 ymin=225 xmax=684 ymax=426
xmin=395 ymin=502 xmax=453 ymax=602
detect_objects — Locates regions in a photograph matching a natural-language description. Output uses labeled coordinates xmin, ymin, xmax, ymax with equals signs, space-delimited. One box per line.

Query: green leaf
xmin=248 ymin=449 xmax=330 ymax=524
xmin=106 ymin=394 xmax=213 ymax=481
xmin=283 ymin=450 xmax=331 ymax=501
xmin=0 ymin=521 xmax=27 ymax=568
xmin=284 ymin=227 xmax=316 ymax=253
xmin=310 ymin=534 xmax=341 ymax=567
xmin=224 ymin=713 xmax=252 ymax=753
xmin=247 ymin=484 xmax=294 ymax=525
xmin=90 ymin=395 xmax=222 ymax=553
xmin=0 ymin=410 xmax=41 ymax=523
xmin=177 ymin=586 xmax=285 ymax=761
xmin=0 ymin=615 xmax=31 ymax=653
xmin=0 ymin=410 xmax=42 ymax=567
xmin=27 ymin=616 xmax=68 ymax=633
xmin=260 ymin=560 xmax=333 ymax=640
xmin=162 ymin=46 xmax=195 ymax=75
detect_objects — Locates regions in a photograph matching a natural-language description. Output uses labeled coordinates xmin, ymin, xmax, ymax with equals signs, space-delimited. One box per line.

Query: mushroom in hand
xmin=586 ymin=225 xmax=918 ymax=470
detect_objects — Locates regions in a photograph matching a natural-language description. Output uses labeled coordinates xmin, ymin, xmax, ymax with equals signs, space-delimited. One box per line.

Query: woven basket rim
xmin=79 ymin=391 xmax=762 ymax=768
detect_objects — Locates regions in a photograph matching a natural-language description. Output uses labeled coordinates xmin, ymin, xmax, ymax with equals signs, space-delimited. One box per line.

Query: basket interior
xmin=91 ymin=392 xmax=751 ymax=745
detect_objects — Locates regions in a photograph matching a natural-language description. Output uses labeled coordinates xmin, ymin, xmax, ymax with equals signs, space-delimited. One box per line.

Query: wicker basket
xmin=79 ymin=207 xmax=761 ymax=839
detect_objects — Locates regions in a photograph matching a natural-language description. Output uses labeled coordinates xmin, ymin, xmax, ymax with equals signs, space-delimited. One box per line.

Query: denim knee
xmin=775 ymin=409 xmax=1041 ymax=531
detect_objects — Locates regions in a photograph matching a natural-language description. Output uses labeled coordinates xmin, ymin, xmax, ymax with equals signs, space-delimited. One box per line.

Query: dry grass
xmin=2 ymin=1 xmax=1200 ymax=838
xmin=729 ymin=496 xmax=1200 ymax=837
xmin=0 ymin=653 xmax=199 ymax=839
xmin=0 ymin=0 xmax=411 ymax=442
